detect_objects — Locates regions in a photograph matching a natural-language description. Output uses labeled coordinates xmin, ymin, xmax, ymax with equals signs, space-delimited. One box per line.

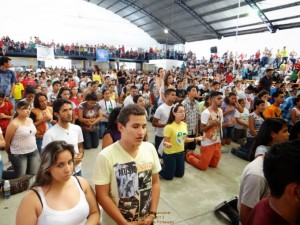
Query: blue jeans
xmin=36 ymin=137 xmax=43 ymax=152
xmin=159 ymin=152 xmax=185 ymax=180
xmin=232 ymin=137 xmax=255 ymax=161
xmin=82 ymin=130 xmax=99 ymax=149
xmin=99 ymin=121 xmax=108 ymax=139
xmin=3 ymin=150 xmax=40 ymax=179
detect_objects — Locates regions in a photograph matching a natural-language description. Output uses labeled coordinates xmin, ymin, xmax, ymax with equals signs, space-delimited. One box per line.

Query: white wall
xmin=148 ymin=59 xmax=184 ymax=71
xmin=0 ymin=0 xmax=159 ymax=49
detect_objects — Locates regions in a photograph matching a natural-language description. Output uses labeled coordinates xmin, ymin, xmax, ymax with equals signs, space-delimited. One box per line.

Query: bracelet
xmin=149 ymin=211 xmax=157 ymax=219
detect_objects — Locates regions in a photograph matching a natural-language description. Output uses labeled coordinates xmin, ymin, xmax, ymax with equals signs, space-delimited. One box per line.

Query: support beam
xmin=263 ymin=1 xmax=300 ymax=13
xmin=97 ymin=0 xmax=105 ymax=6
xmin=123 ymin=1 xmax=163 ymax=18
xmin=174 ymin=0 xmax=220 ymax=38
xmin=245 ymin=0 xmax=277 ymax=33
xmin=114 ymin=5 xmax=130 ymax=14
xmin=118 ymin=0 xmax=186 ymax=43
xmin=106 ymin=0 xmax=119 ymax=10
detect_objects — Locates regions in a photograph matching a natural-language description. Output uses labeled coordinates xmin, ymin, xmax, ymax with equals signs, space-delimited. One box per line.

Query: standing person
xmin=117 ymin=65 xmax=127 ymax=94
xmin=16 ymin=140 xmax=100 ymax=225
xmin=123 ymin=85 xmax=138 ymax=106
xmin=99 ymin=89 xmax=116 ymax=139
xmin=47 ymin=81 xmax=61 ymax=106
xmin=30 ymin=93 xmax=54 ymax=152
xmin=42 ymin=99 xmax=84 ymax=176
xmin=186 ymin=91 xmax=224 ymax=170
xmin=232 ymin=99 xmax=265 ymax=160
xmin=4 ymin=101 xmax=40 ymax=179
xmin=175 ymin=79 xmax=186 ymax=103
xmin=92 ymin=64 xmax=104 ymax=85
xmin=69 ymin=85 xmax=82 ymax=124
xmin=93 ymin=104 xmax=161 ymax=225
xmin=159 ymin=104 xmax=203 ymax=180
xmin=257 ymin=68 xmax=273 ymax=92
xmin=0 ymin=56 xmax=17 ymax=107
xmin=133 ymin=94 xmax=148 ymax=118
xmin=78 ymin=92 xmax=102 ymax=149
xmin=182 ymin=86 xmax=200 ymax=151
xmin=159 ymin=72 xmax=173 ymax=105
xmin=0 ymin=92 xmax=14 ymax=136
xmin=152 ymin=89 xmax=176 ymax=156
xmin=139 ymin=83 xmax=152 ymax=118
xmin=264 ymin=91 xmax=284 ymax=118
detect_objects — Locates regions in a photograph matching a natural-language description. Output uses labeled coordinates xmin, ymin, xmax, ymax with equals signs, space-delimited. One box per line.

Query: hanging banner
xmin=37 ymin=45 xmax=55 ymax=61
xmin=96 ymin=48 xmax=109 ymax=62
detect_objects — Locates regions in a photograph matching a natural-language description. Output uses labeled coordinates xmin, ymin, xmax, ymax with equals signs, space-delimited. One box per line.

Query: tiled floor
xmin=0 ymin=123 xmax=248 ymax=225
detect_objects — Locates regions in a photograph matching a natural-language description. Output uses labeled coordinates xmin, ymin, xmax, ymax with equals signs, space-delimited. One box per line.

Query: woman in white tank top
xmin=16 ymin=140 xmax=100 ymax=225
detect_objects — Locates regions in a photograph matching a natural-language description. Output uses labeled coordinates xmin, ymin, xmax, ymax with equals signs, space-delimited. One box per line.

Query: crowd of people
xmin=0 ymin=35 xmax=186 ymax=60
xmin=0 ymin=45 xmax=300 ymax=225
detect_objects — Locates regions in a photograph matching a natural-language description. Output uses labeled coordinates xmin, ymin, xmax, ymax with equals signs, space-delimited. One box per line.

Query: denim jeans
xmin=3 ymin=150 xmax=40 ymax=179
xmin=159 ymin=152 xmax=185 ymax=180
xmin=36 ymin=137 xmax=43 ymax=152
xmin=82 ymin=130 xmax=99 ymax=149
xmin=99 ymin=121 xmax=108 ymax=139
xmin=232 ymin=137 xmax=255 ymax=161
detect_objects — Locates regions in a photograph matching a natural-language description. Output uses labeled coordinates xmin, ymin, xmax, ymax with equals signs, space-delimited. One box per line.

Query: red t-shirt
xmin=247 ymin=198 xmax=290 ymax=225
xmin=21 ymin=79 xmax=36 ymax=93
xmin=255 ymin=52 xmax=260 ymax=59
xmin=0 ymin=101 xmax=13 ymax=134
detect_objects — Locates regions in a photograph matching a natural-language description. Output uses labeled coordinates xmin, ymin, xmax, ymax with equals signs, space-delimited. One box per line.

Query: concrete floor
xmin=0 ymin=123 xmax=248 ymax=225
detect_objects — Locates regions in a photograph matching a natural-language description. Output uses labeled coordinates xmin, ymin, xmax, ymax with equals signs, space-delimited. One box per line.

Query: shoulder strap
xmin=74 ymin=175 xmax=83 ymax=191
xmin=30 ymin=188 xmax=43 ymax=207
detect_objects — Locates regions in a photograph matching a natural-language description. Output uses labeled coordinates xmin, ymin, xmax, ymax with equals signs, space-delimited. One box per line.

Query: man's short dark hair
xmin=53 ymin=98 xmax=72 ymax=114
xmin=0 ymin=56 xmax=11 ymax=66
xmin=210 ymin=91 xmax=223 ymax=98
xmin=52 ymin=80 xmax=60 ymax=87
xmin=130 ymin=85 xmax=138 ymax=90
xmin=271 ymin=91 xmax=283 ymax=100
xmin=186 ymin=85 xmax=197 ymax=93
xmin=263 ymin=140 xmax=300 ymax=198
xmin=212 ymin=81 xmax=220 ymax=86
xmin=118 ymin=104 xmax=146 ymax=126
xmin=165 ymin=88 xmax=176 ymax=96
xmin=91 ymin=81 xmax=98 ymax=86
xmin=246 ymin=85 xmax=254 ymax=91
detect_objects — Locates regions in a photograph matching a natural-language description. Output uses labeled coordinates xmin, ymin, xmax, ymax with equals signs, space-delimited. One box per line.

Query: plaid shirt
xmin=280 ymin=96 xmax=295 ymax=124
xmin=182 ymin=97 xmax=200 ymax=135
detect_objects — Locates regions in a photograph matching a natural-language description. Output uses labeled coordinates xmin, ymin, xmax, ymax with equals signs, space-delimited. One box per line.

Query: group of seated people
xmin=1 ymin=47 xmax=300 ymax=224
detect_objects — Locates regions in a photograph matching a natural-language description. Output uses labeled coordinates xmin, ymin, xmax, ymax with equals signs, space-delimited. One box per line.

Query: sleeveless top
xmin=10 ymin=119 xmax=37 ymax=154
xmin=292 ymin=107 xmax=300 ymax=123
xmin=36 ymin=176 xmax=89 ymax=225
xmin=247 ymin=112 xmax=264 ymax=138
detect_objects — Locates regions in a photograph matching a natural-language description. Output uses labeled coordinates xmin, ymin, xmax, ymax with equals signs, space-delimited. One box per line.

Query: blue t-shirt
xmin=0 ymin=69 xmax=17 ymax=96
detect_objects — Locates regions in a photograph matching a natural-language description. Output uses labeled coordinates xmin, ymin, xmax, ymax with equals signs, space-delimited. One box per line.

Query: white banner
xmin=37 ymin=45 xmax=55 ymax=61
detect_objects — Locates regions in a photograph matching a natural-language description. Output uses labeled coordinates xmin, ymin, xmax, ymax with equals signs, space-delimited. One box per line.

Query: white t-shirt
xmin=99 ymin=99 xmax=116 ymax=122
xmin=154 ymin=103 xmax=173 ymax=137
xmin=201 ymin=108 xmax=223 ymax=146
xmin=234 ymin=108 xmax=249 ymax=129
xmin=238 ymin=157 xmax=269 ymax=211
xmin=93 ymin=141 xmax=161 ymax=225
xmin=42 ymin=123 xmax=84 ymax=173
xmin=123 ymin=95 xmax=134 ymax=106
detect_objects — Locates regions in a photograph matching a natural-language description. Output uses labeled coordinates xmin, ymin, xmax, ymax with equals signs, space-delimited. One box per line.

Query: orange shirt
xmin=263 ymin=104 xmax=282 ymax=118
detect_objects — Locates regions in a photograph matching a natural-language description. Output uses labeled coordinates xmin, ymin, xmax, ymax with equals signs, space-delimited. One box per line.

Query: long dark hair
xmin=166 ymin=104 xmax=184 ymax=125
xmin=31 ymin=141 xmax=75 ymax=188
xmin=107 ymin=107 xmax=122 ymax=132
xmin=249 ymin=118 xmax=288 ymax=161
xmin=57 ymin=87 xmax=71 ymax=99
xmin=253 ymin=99 xmax=265 ymax=119
xmin=224 ymin=92 xmax=236 ymax=105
